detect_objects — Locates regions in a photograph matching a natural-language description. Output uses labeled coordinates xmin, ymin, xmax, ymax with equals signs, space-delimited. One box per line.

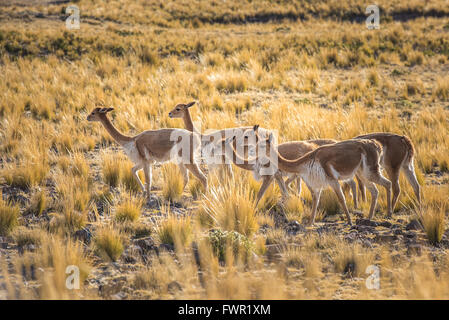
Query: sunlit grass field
xmin=1 ymin=0 xmax=449 ymax=299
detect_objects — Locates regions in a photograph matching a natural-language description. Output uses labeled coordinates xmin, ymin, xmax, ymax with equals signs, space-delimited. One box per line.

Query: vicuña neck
xmin=229 ymin=140 xmax=311 ymax=174
xmin=99 ymin=115 xmax=133 ymax=145
xmin=275 ymin=146 xmax=310 ymax=173
xmin=183 ymin=109 xmax=197 ymax=133
xmin=226 ymin=141 xmax=256 ymax=171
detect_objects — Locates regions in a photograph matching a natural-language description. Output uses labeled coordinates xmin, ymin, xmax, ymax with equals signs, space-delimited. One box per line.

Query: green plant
xmin=208 ymin=229 xmax=253 ymax=262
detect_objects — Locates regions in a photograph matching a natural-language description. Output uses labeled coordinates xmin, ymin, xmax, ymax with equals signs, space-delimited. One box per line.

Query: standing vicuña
xmin=87 ymin=107 xmax=207 ymax=197
xmin=235 ymin=128 xmax=360 ymax=208
xmin=232 ymin=126 xmax=392 ymax=225
xmin=168 ymin=101 xmax=260 ymax=177
xmin=354 ymin=133 xmax=420 ymax=212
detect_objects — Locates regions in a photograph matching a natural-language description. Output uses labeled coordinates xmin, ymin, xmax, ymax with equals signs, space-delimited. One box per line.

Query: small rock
xmin=73 ymin=226 xmax=93 ymax=244
xmin=356 ymin=218 xmax=378 ymax=227
xmin=133 ymin=236 xmax=156 ymax=254
xmin=378 ymin=221 xmax=392 ymax=228
xmin=167 ymin=281 xmax=183 ymax=294
xmin=286 ymin=220 xmax=306 ymax=234
xmin=354 ymin=225 xmax=374 ymax=233
xmin=122 ymin=245 xmax=142 ymax=264
xmin=344 ymin=232 xmax=358 ymax=242
xmin=404 ymin=231 xmax=417 ymax=239
xmin=406 ymin=219 xmax=421 ymax=231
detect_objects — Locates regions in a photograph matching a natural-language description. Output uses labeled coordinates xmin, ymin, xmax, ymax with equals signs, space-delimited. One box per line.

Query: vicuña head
xmin=168 ymin=101 xmax=195 ymax=119
xmin=87 ymin=107 xmax=114 ymax=122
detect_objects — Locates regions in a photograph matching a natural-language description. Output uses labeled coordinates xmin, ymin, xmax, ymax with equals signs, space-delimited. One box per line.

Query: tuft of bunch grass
xmin=332 ymin=241 xmax=374 ymax=277
xmin=417 ymin=207 xmax=445 ymax=245
xmin=156 ymin=213 xmax=193 ymax=248
xmin=102 ymin=153 xmax=121 ymax=188
xmin=201 ymin=180 xmax=258 ymax=237
xmin=26 ymin=190 xmax=47 ymax=216
xmin=284 ymin=195 xmax=304 ymax=222
xmin=120 ymin=161 xmax=143 ymax=193
xmin=94 ymin=227 xmax=124 ymax=262
xmin=13 ymin=226 xmax=43 ymax=247
xmin=114 ymin=194 xmax=142 ymax=223
xmin=161 ymin=164 xmax=184 ymax=202
xmin=2 ymin=162 xmax=48 ymax=189
xmin=0 ymin=198 xmax=20 ymax=236
xmin=37 ymin=235 xmax=92 ymax=298
xmin=188 ymin=178 xmax=205 ymax=200
xmin=70 ymin=152 xmax=90 ymax=178
xmin=433 ymin=76 xmax=449 ymax=101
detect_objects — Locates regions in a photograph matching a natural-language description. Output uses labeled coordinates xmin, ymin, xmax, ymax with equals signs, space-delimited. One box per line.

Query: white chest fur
xmin=122 ymin=141 xmax=142 ymax=165
xmin=301 ymin=160 xmax=328 ymax=189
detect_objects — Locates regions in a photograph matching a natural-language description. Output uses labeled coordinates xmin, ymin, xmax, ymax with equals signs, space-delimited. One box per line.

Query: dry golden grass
xmin=161 ymin=164 xmax=184 ymax=202
xmin=0 ymin=198 xmax=20 ymax=236
xmin=156 ymin=213 xmax=193 ymax=249
xmin=201 ymin=175 xmax=258 ymax=237
xmin=94 ymin=226 xmax=125 ymax=262
xmin=114 ymin=194 xmax=143 ymax=223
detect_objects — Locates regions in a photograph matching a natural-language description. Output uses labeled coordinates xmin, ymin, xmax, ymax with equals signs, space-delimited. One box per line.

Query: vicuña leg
xmin=285 ymin=174 xmax=296 ymax=191
xmin=132 ymin=164 xmax=145 ymax=192
xmin=347 ymin=179 xmax=358 ymax=209
xmin=402 ymin=162 xmax=421 ymax=204
xmin=364 ymin=181 xmax=379 ymax=220
xmin=371 ymin=173 xmax=392 ymax=218
xmin=330 ymin=180 xmax=352 ymax=225
xmin=185 ymin=163 xmax=208 ymax=190
xmin=385 ymin=166 xmax=400 ymax=212
xmin=143 ymin=163 xmax=152 ymax=197
xmin=309 ymin=187 xmax=322 ymax=225
xmin=274 ymin=172 xmax=289 ymax=202
xmin=285 ymin=175 xmax=302 ymax=196
xmin=296 ymin=177 xmax=302 ymax=196
xmin=179 ymin=163 xmax=189 ymax=189
xmin=255 ymin=175 xmax=274 ymax=207
xmin=356 ymin=175 xmax=366 ymax=202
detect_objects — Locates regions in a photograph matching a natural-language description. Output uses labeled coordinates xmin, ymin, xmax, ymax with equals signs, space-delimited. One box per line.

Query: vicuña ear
xmin=253 ymin=124 xmax=259 ymax=132
xmin=99 ymin=107 xmax=114 ymax=113
xmin=186 ymin=101 xmax=196 ymax=108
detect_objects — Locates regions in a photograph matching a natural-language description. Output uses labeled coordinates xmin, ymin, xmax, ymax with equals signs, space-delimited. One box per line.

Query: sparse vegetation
xmin=156 ymin=213 xmax=193 ymax=248
xmin=161 ymin=164 xmax=184 ymax=202
xmin=115 ymin=195 xmax=142 ymax=223
xmin=94 ymin=227 xmax=124 ymax=262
